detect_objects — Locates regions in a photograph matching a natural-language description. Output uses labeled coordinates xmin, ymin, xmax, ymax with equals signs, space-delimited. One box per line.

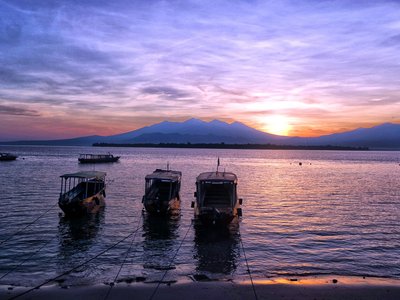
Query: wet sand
xmin=2 ymin=276 xmax=400 ymax=300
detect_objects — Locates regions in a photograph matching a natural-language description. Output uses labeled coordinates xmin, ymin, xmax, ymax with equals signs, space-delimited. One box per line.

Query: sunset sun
xmin=262 ymin=115 xmax=292 ymax=136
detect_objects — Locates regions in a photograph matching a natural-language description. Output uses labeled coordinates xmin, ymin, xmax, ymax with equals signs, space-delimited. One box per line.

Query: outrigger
xmin=192 ymin=159 xmax=243 ymax=226
xmin=142 ymin=168 xmax=182 ymax=215
xmin=59 ymin=171 xmax=106 ymax=216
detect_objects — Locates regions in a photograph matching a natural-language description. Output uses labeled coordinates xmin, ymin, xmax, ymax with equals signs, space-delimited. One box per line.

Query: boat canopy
xmin=60 ymin=171 xmax=106 ymax=179
xmin=145 ymin=169 xmax=182 ymax=182
xmin=196 ymin=172 xmax=237 ymax=183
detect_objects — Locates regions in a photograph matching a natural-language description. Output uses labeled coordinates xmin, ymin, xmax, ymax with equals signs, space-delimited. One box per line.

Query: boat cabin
xmin=143 ymin=169 xmax=182 ymax=214
xmin=59 ymin=171 xmax=106 ymax=215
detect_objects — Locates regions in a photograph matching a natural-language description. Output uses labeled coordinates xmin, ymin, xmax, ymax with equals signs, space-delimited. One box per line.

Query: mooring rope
xmin=148 ymin=219 xmax=193 ymax=300
xmin=0 ymin=204 xmax=58 ymax=246
xmin=8 ymin=224 xmax=142 ymax=300
xmin=238 ymin=229 xmax=258 ymax=300
xmin=102 ymin=212 xmax=143 ymax=300
xmin=0 ymin=234 xmax=57 ymax=281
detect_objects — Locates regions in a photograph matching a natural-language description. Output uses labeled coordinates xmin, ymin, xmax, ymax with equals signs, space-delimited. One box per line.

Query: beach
xmin=2 ymin=276 xmax=400 ymax=300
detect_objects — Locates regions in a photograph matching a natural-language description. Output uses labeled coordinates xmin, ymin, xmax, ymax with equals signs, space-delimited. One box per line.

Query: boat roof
xmin=60 ymin=171 xmax=106 ymax=179
xmin=145 ymin=169 xmax=182 ymax=181
xmin=196 ymin=171 xmax=237 ymax=183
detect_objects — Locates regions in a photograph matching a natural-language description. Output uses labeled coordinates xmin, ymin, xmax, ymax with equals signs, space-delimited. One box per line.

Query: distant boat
xmin=78 ymin=153 xmax=120 ymax=163
xmin=59 ymin=171 xmax=106 ymax=216
xmin=192 ymin=171 xmax=242 ymax=226
xmin=0 ymin=153 xmax=17 ymax=161
xmin=142 ymin=169 xmax=182 ymax=214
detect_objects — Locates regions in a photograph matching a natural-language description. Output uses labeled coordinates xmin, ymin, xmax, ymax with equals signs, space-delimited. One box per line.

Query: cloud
xmin=140 ymin=86 xmax=193 ymax=101
xmin=1 ymin=0 xmax=400 ymax=139
xmin=0 ymin=104 xmax=40 ymax=116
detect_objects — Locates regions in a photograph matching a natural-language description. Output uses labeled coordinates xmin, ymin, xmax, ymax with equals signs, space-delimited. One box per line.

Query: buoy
xmin=299 ymin=162 xmax=302 ymax=166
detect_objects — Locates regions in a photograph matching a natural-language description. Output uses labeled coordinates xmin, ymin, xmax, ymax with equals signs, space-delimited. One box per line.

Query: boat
xmin=78 ymin=153 xmax=120 ymax=163
xmin=142 ymin=169 xmax=182 ymax=214
xmin=59 ymin=171 xmax=106 ymax=216
xmin=192 ymin=170 xmax=243 ymax=226
xmin=0 ymin=153 xmax=17 ymax=161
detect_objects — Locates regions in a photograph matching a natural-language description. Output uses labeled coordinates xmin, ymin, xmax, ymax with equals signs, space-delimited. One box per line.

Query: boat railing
xmin=62 ymin=183 xmax=85 ymax=201
xmin=202 ymin=184 xmax=233 ymax=207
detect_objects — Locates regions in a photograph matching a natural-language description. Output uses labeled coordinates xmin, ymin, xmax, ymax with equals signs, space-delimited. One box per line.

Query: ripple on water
xmin=0 ymin=146 xmax=399 ymax=286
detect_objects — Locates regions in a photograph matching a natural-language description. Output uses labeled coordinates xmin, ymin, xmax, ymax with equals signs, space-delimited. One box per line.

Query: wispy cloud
xmin=0 ymin=104 xmax=40 ymax=116
xmin=0 ymin=0 xmax=399 ymax=139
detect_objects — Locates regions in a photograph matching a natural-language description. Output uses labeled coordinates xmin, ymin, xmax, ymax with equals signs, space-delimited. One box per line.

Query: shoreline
xmin=2 ymin=276 xmax=400 ymax=300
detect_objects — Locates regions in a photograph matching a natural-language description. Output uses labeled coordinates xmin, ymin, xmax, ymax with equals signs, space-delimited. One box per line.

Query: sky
xmin=0 ymin=0 xmax=399 ymax=140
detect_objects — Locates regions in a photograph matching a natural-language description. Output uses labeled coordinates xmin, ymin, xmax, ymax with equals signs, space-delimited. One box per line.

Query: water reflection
xmin=57 ymin=210 xmax=104 ymax=262
xmin=193 ymin=222 xmax=240 ymax=275
xmin=141 ymin=212 xmax=180 ymax=270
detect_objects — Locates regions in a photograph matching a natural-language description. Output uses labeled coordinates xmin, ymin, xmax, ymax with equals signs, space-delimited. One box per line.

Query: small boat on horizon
xmin=0 ymin=153 xmax=18 ymax=161
xmin=59 ymin=171 xmax=106 ymax=216
xmin=192 ymin=169 xmax=242 ymax=226
xmin=142 ymin=168 xmax=182 ymax=215
xmin=78 ymin=153 xmax=120 ymax=164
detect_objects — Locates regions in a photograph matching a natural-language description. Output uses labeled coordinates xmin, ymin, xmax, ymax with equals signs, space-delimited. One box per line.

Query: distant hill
xmin=0 ymin=135 xmax=104 ymax=146
xmin=1 ymin=119 xmax=399 ymax=149
xmin=287 ymin=123 xmax=400 ymax=149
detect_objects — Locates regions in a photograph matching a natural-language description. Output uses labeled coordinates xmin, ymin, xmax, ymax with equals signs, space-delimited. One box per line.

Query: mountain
xmin=287 ymin=123 xmax=400 ymax=148
xmin=1 ymin=119 xmax=399 ymax=149
xmin=106 ymin=118 xmax=289 ymax=144
xmin=103 ymin=118 xmax=289 ymax=144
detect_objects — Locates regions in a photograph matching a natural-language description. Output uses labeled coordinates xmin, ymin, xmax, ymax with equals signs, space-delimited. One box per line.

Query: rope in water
xmin=238 ymin=229 xmax=258 ymax=300
xmin=0 ymin=204 xmax=58 ymax=246
xmin=148 ymin=219 xmax=193 ymax=300
xmin=9 ymin=224 xmax=142 ymax=300
xmin=103 ymin=212 xmax=143 ymax=300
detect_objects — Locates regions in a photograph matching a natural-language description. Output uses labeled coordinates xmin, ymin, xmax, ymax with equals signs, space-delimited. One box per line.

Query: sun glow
xmin=262 ymin=115 xmax=292 ymax=136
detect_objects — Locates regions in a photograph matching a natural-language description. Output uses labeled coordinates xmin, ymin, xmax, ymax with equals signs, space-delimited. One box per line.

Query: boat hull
xmin=143 ymin=196 xmax=180 ymax=215
xmin=0 ymin=155 xmax=17 ymax=161
xmin=59 ymin=190 xmax=105 ymax=216
xmin=78 ymin=157 xmax=119 ymax=163
xmin=195 ymin=206 xmax=239 ymax=226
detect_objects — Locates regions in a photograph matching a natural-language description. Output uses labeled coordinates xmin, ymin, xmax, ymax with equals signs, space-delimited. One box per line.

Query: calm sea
xmin=0 ymin=146 xmax=399 ymax=287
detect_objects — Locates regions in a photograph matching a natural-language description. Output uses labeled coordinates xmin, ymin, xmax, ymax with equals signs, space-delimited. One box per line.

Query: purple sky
xmin=0 ymin=0 xmax=399 ymax=140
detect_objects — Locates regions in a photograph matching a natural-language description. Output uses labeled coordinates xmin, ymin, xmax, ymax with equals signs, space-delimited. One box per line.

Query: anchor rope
xmin=148 ymin=218 xmax=193 ymax=300
xmin=8 ymin=224 xmax=142 ymax=300
xmin=0 ymin=203 xmax=58 ymax=246
xmin=0 ymin=234 xmax=57 ymax=281
xmin=238 ymin=229 xmax=258 ymax=300
xmin=103 ymin=212 xmax=143 ymax=300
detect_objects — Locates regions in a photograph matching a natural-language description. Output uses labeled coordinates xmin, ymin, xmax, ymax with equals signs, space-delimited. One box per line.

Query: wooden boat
xmin=142 ymin=169 xmax=182 ymax=214
xmin=192 ymin=171 xmax=242 ymax=226
xmin=59 ymin=171 xmax=106 ymax=216
xmin=78 ymin=153 xmax=120 ymax=163
xmin=0 ymin=153 xmax=17 ymax=161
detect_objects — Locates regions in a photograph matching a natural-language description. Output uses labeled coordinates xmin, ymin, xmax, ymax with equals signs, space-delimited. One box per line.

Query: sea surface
xmin=0 ymin=146 xmax=399 ymax=288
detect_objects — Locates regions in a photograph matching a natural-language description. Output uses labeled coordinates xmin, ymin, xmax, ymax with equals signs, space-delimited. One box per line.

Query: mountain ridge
xmin=1 ymin=119 xmax=399 ymax=149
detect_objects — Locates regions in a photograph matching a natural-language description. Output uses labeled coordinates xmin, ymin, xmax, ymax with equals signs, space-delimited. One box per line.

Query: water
xmin=0 ymin=146 xmax=399 ymax=287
